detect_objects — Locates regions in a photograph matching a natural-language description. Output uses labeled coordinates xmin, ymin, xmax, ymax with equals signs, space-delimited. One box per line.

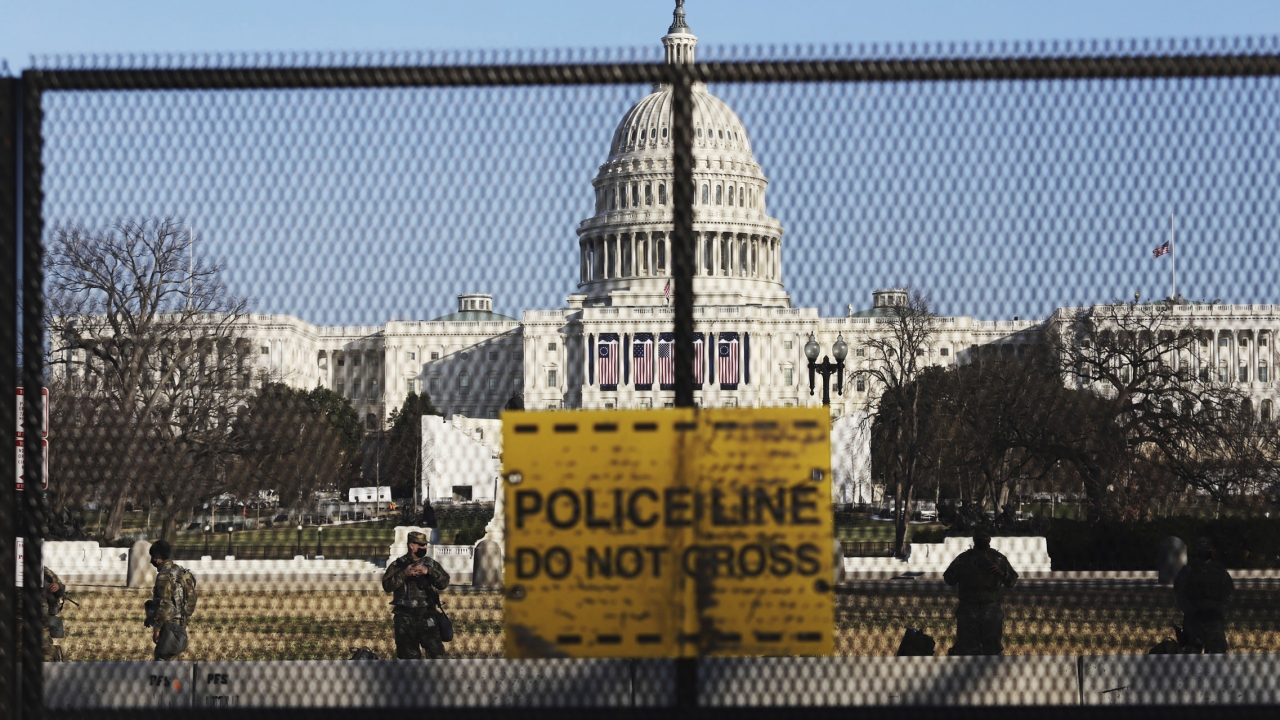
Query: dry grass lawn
xmin=53 ymin=582 xmax=1280 ymax=661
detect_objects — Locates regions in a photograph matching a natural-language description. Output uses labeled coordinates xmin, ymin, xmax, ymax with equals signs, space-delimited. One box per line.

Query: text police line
xmin=513 ymin=485 xmax=822 ymax=531
xmin=513 ymin=542 xmax=824 ymax=580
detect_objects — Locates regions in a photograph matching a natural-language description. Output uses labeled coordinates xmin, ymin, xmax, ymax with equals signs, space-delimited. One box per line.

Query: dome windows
xmin=645 ymin=182 xmax=653 ymax=206
xmin=728 ymin=185 xmax=735 ymax=207
xmin=650 ymin=127 xmax=657 ymax=140
xmin=662 ymin=127 xmax=668 ymax=139
xmin=715 ymin=184 xmax=723 ymax=205
xmin=718 ymin=129 xmax=724 ymax=139
xmin=701 ymin=184 xmax=709 ymax=204
xmin=658 ymin=182 xmax=667 ymax=205
xmin=697 ymin=127 xmax=703 ymax=138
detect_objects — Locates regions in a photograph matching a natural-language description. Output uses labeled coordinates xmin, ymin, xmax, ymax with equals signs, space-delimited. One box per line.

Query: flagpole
xmin=1170 ymin=212 xmax=1176 ymax=301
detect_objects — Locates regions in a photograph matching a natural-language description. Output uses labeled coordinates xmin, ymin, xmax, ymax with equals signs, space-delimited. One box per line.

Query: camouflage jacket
xmin=1174 ymin=559 xmax=1234 ymax=616
xmin=943 ymin=548 xmax=1018 ymax=605
xmin=382 ymin=552 xmax=450 ymax=613
xmin=151 ymin=560 xmax=191 ymax=627
xmin=44 ymin=567 xmax=65 ymax=617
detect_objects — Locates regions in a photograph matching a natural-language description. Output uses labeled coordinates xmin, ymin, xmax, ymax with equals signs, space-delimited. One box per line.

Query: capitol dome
xmin=575 ymin=1 xmax=790 ymax=308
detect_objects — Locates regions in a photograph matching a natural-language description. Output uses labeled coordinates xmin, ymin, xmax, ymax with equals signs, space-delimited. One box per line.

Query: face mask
xmin=412 ymin=546 xmax=426 ymax=558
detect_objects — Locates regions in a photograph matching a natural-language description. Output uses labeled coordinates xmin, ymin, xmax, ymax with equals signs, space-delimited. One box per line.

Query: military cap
xmin=407 ymin=531 xmax=429 ymax=545
xmin=149 ymin=540 xmax=171 ymax=559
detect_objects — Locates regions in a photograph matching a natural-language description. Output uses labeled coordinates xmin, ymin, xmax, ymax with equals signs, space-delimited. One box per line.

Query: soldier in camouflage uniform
xmin=382 ymin=531 xmax=450 ymax=659
xmin=1174 ymin=536 xmax=1234 ymax=653
xmin=147 ymin=540 xmax=193 ymax=660
xmin=943 ymin=533 xmax=1019 ymax=655
xmin=43 ymin=567 xmax=66 ymax=660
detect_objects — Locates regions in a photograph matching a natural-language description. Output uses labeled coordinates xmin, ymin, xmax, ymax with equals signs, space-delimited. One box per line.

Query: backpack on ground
xmin=896 ymin=627 xmax=936 ymax=657
xmin=349 ymin=647 xmax=379 ymax=660
xmin=1149 ymin=625 xmax=1188 ymax=654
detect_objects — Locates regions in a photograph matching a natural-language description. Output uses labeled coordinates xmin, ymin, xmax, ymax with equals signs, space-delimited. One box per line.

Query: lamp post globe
xmin=833 ymin=333 xmax=849 ymax=362
xmin=804 ymin=333 xmax=820 ymax=362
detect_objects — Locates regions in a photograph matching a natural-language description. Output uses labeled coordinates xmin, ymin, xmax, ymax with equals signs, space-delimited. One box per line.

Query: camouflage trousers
xmin=1184 ymin=611 xmax=1228 ymax=654
xmin=153 ymin=623 xmax=188 ymax=661
xmin=950 ymin=602 xmax=1005 ymax=656
xmin=394 ymin=612 xmax=445 ymax=660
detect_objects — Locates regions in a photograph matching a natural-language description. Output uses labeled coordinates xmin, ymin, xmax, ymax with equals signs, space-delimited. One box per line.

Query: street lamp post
xmin=316 ymin=526 xmax=323 ymax=559
xmin=203 ymin=525 xmax=210 ymax=556
xmin=297 ymin=524 xmax=303 ymax=558
xmin=804 ymin=332 xmax=849 ymax=406
xmin=226 ymin=527 xmax=234 ymax=557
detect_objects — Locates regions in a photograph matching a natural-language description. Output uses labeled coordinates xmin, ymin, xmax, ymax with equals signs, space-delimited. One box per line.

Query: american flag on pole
xmin=692 ymin=333 xmax=704 ymax=386
xmin=1153 ymin=241 xmax=1171 ymax=258
xmin=718 ymin=332 xmax=740 ymax=389
xmin=598 ymin=333 xmax=620 ymax=390
xmin=658 ymin=333 xmax=674 ymax=389
xmin=663 ymin=279 xmax=671 ymax=303
xmin=633 ymin=333 xmax=654 ymax=389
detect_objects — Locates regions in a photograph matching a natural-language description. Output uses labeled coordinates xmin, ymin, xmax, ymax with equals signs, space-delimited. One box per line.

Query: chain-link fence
xmin=4 ymin=3 xmax=1280 ymax=717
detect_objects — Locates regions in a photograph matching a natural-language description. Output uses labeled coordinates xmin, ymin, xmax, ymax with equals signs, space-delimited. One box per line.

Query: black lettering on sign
xmin=769 ymin=544 xmax=794 ymax=576
xmin=710 ymin=489 xmax=738 ymax=526
xmin=790 ymin=485 xmax=820 ymax=525
xmin=546 ymin=490 xmax=581 ymax=529
xmin=796 ymin=543 xmax=822 ymax=575
xmin=664 ymin=488 xmax=693 ymax=527
xmin=737 ymin=544 xmax=767 ymax=577
xmin=516 ymin=548 xmax=541 ymax=579
xmin=627 ymin=488 xmax=659 ymax=528
xmin=544 ymin=547 xmax=572 ymax=579
xmin=584 ymin=490 xmax=613 ymax=529
xmin=586 ymin=546 xmax=612 ymax=578
xmin=753 ymin=487 xmax=785 ymax=525
xmin=615 ymin=546 xmax=644 ymax=578
xmin=206 ymin=673 xmax=229 ymax=685
xmin=149 ymin=675 xmax=171 ymax=687
xmin=515 ymin=490 xmax=542 ymax=529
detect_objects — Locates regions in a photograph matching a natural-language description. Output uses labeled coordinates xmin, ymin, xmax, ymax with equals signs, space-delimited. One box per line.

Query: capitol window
xmin=260 ymin=346 xmax=269 ymax=355
xmin=662 ymin=127 xmax=668 ymax=139
xmin=697 ymin=127 xmax=703 ymax=138
xmin=429 ymin=377 xmax=440 ymax=393
xmin=353 ymin=354 xmax=361 ymax=366
xmin=352 ymin=378 xmax=362 ymax=399
xmin=513 ymin=376 xmax=522 ymax=391
xmin=488 ymin=351 xmax=498 ymax=361
xmin=407 ymin=351 xmax=415 ymax=361
xmin=548 ymin=342 xmax=557 ymax=352
xmin=430 ymin=352 xmax=439 ymax=360
xmin=658 ymin=183 xmax=667 ymax=205
xmin=406 ymin=378 xmax=415 ymax=393
xmin=1240 ymin=336 xmax=1249 ymax=347
xmin=941 ymin=347 xmax=950 ymax=356
xmin=645 ymin=182 xmax=653 ymax=206
xmin=1259 ymin=362 xmax=1269 ymax=383
xmin=715 ymin=185 xmax=722 ymax=205
xmin=784 ymin=367 xmax=794 ymax=385
xmin=728 ymin=185 xmax=735 ymax=206
xmin=511 ymin=350 xmax=521 ymax=360
xmin=488 ymin=376 xmax=498 ymax=391
xmin=631 ymin=182 xmax=639 ymax=208
xmin=784 ymin=340 xmax=793 ymax=350
xmin=1263 ymin=399 xmax=1273 ymax=422
xmin=701 ymin=184 xmax=709 ymax=204
xmin=856 ymin=377 xmax=866 ymax=392
xmin=1239 ymin=364 xmax=1249 ymax=382
xmin=650 ymin=127 xmax=656 ymax=140
xmin=337 ymin=380 xmax=345 ymax=396
xmin=611 ymin=187 xmax=618 ymax=210
xmin=458 ymin=371 xmax=471 ymax=394
xmin=370 ymin=380 xmax=379 ymax=399
xmin=488 ymin=408 xmax=499 ymax=419
xmin=547 ymin=369 xmax=558 ymax=387
xmin=337 ymin=356 xmax=345 ymax=366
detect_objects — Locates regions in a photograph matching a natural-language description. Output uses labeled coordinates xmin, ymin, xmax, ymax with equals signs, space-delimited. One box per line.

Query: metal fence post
xmin=19 ymin=70 xmax=45 ymax=720
xmin=0 ymin=74 xmax=21 ymax=720
xmin=668 ymin=63 xmax=699 ymax=708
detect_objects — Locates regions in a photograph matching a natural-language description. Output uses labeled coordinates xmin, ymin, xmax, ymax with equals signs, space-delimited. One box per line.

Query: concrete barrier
xmin=185 ymin=659 xmax=666 ymax=707
xmin=44 ymin=654 xmax=1280 ymax=708
xmin=45 ymin=661 xmax=193 ymax=709
xmin=1081 ymin=654 xmax=1280 ymax=705
xmin=44 ymin=541 xmax=131 ymax=585
xmin=844 ymin=537 xmax=1053 ymax=576
xmin=699 ymin=655 xmax=1079 ymax=706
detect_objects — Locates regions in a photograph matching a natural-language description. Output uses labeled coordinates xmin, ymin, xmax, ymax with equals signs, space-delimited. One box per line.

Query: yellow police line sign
xmin=502 ymin=406 xmax=834 ymax=658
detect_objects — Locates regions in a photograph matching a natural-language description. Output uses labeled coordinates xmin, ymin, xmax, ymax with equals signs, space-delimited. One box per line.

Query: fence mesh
xmin=4 ymin=2 xmax=1280 ymax=716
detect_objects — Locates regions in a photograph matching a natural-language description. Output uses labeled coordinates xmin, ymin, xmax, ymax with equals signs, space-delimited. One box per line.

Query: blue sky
xmin=11 ymin=2 xmax=1280 ymax=324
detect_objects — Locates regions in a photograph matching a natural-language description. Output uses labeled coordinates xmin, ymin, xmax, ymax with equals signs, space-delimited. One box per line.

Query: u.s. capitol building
xmin=237 ymin=4 xmax=1279 ymax=502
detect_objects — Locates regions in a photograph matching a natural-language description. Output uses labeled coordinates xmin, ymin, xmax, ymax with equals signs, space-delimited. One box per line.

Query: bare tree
xmin=1048 ymin=301 xmax=1271 ymax=518
xmin=856 ymin=288 xmax=940 ymax=556
xmin=47 ymin=218 xmax=253 ymax=541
